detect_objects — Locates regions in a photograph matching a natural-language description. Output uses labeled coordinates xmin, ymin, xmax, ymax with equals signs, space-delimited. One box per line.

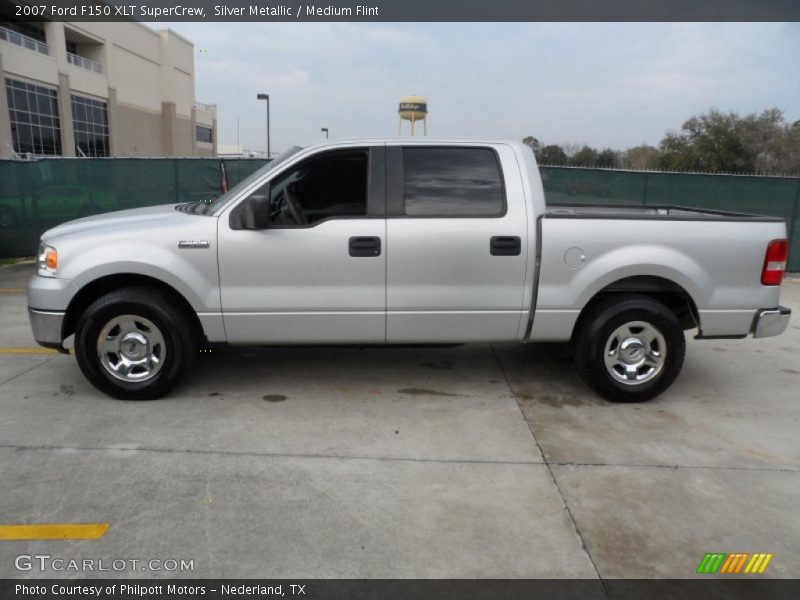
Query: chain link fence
xmin=1 ymin=158 xmax=798 ymax=270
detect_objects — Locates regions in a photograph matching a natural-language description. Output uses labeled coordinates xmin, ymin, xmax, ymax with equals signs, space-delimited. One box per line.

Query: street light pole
xmin=256 ymin=93 xmax=270 ymax=157
xmin=321 ymin=127 xmax=329 ymax=138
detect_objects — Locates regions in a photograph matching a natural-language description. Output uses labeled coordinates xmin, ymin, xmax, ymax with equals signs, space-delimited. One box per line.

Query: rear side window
xmin=402 ymin=147 xmax=505 ymax=217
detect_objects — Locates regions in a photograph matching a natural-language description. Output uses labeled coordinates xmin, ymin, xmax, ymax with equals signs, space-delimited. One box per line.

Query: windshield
xmin=206 ymin=146 xmax=303 ymax=215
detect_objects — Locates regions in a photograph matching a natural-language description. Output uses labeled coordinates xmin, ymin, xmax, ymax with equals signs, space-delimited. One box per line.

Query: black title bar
xmin=3 ymin=579 xmax=800 ymax=600
xmin=5 ymin=0 xmax=800 ymax=22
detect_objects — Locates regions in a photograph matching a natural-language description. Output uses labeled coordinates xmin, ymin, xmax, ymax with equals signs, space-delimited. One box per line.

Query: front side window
xmin=208 ymin=146 xmax=302 ymax=215
xmin=71 ymin=94 xmax=109 ymax=157
xmin=5 ymin=78 xmax=61 ymax=156
xmin=266 ymin=150 xmax=368 ymax=226
xmin=402 ymin=147 xmax=505 ymax=217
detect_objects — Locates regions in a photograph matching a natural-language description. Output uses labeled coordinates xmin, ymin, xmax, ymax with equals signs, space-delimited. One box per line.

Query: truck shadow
xmin=187 ymin=342 xmax=602 ymax=408
xmin=500 ymin=343 xmax=611 ymax=408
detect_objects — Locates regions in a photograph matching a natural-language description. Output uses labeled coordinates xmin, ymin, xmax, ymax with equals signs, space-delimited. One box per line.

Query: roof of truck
xmin=298 ymin=137 xmax=524 ymax=149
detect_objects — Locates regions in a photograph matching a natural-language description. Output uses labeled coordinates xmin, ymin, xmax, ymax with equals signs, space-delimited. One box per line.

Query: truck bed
xmin=532 ymin=205 xmax=787 ymax=342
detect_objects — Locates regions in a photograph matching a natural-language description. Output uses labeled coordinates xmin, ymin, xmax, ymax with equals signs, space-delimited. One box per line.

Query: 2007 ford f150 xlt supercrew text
xmin=27 ymin=139 xmax=792 ymax=400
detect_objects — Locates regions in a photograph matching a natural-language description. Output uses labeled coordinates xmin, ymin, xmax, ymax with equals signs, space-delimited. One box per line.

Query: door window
xmin=402 ymin=147 xmax=505 ymax=217
xmin=266 ymin=150 xmax=368 ymax=226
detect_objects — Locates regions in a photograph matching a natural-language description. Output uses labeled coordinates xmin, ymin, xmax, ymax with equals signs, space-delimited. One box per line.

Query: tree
xmin=622 ymin=145 xmax=661 ymax=170
xmin=596 ymin=148 xmax=619 ymax=168
xmin=569 ymin=145 xmax=599 ymax=167
xmin=538 ymin=144 xmax=568 ymax=165
xmin=522 ymin=108 xmax=800 ymax=175
xmin=521 ymin=136 xmax=569 ymax=164
xmin=739 ymin=108 xmax=800 ymax=174
xmin=658 ymin=108 xmax=800 ymax=174
xmin=522 ymin=136 xmax=541 ymax=152
xmin=659 ymin=109 xmax=755 ymax=172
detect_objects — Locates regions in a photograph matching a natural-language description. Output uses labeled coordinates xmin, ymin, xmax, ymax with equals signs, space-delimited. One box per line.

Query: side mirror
xmin=240 ymin=193 xmax=270 ymax=230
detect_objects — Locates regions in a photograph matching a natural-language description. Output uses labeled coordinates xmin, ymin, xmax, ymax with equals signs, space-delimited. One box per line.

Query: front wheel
xmin=75 ymin=287 xmax=198 ymax=400
xmin=573 ymin=295 xmax=686 ymax=402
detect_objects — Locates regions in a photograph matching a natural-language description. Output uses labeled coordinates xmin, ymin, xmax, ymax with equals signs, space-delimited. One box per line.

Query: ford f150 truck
xmin=27 ymin=139 xmax=792 ymax=401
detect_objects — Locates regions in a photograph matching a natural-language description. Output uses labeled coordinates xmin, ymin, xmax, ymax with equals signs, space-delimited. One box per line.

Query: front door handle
xmin=490 ymin=236 xmax=521 ymax=256
xmin=349 ymin=236 xmax=381 ymax=257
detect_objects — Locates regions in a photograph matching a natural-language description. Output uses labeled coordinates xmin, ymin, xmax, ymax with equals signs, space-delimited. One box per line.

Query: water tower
xmin=398 ymin=95 xmax=428 ymax=136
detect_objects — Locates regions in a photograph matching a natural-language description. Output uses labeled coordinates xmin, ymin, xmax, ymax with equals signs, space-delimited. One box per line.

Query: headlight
xmin=37 ymin=243 xmax=58 ymax=277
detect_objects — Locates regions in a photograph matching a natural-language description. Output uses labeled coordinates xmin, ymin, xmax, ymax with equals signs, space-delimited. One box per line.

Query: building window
xmin=196 ymin=124 xmax=213 ymax=144
xmin=0 ymin=22 xmax=49 ymax=54
xmin=0 ymin=22 xmax=46 ymax=44
xmin=71 ymin=94 xmax=109 ymax=157
xmin=5 ymin=78 xmax=62 ymax=156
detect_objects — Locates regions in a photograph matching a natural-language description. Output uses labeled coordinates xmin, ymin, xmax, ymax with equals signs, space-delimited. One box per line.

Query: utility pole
xmin=256 ymin=93 xmax=270 ymax=157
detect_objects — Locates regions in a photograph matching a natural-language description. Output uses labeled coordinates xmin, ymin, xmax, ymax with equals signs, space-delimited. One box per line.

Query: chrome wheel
xmin=97 ymin=315 xmax=166 ymax=383
xmin=603 ymin=320 xmax=666 ymax=386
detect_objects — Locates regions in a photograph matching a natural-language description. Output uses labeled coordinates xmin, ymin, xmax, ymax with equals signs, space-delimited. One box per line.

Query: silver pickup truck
xmin=28 ymin=139 xmax=791 ymax=401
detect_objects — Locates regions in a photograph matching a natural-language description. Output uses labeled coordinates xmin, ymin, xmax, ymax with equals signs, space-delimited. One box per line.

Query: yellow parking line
xmin=0 ymin=523 xmax=109 ymax=540
xmin=0 ymin=347 xmax=70 ymax=354
xmin=0 ymin=288 xmax=25 ymax=293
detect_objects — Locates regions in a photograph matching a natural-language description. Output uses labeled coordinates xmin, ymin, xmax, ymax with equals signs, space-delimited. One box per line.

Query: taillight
xmin=761 ymin=239 xmax=787 ymax=285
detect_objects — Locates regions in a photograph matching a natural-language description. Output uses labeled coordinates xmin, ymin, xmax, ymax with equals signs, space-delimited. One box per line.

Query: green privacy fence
xmin=0 ymin=157 xmax=270 ymax=260
xmin=1 ymin=159 xmax=799 ymax=270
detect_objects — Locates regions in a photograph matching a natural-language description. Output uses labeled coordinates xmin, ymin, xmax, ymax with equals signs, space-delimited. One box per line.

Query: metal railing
xmin=0 ymin=25 xmax=50 ymax=55
xmin=67 ymin=52 xmax=103 ymax=74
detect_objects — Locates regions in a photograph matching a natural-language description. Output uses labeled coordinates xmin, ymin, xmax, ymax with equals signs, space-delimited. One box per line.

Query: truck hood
xmin=42 ymin=204 xmax=198 ymax=243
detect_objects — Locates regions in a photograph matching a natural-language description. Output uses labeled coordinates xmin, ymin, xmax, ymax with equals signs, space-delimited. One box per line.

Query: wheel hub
xmin=119 ymin=332 xmax=149 ymax=360
xmin=603 ymin=321 xmax=666 ymax=386
xmin=619 ymin=337 xmax=645 ymax=363
xmin=97 ymin=315 xmax=166 ymax=383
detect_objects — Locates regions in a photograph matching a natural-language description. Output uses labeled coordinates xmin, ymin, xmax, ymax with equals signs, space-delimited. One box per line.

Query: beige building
xmin=0 ymin=17 xmax=216 ymax=158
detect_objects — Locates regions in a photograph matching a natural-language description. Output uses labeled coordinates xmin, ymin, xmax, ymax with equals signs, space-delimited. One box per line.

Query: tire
xmin=572 ymin=294 xmax=686 ymax=402
xmin=75 ymin=287 xmax=199 ymax=400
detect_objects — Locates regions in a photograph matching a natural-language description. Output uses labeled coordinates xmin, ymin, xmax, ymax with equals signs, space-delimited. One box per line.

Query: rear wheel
xmin=75 ymin=287 xmax=198 ymax=400
xmin=573 ymin=295 xmax=686 ymax=402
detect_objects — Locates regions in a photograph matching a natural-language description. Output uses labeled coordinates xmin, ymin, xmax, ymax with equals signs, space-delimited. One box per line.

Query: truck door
xmin=218 ymin=146 xmax=386 ymax=343
xmin=385 ymin=144 xmax=529 ymax=342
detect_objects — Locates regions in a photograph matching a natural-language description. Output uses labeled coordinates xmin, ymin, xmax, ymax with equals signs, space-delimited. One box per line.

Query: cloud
xmin=163 ymin=22 xmax=799 ymax=153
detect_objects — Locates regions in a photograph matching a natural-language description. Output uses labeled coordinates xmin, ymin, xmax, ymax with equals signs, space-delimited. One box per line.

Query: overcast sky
xmin=164 ymin=22 xmax=800 ymax=155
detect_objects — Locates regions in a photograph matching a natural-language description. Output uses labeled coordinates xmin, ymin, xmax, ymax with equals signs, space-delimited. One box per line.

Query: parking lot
xmin=1 ymin=261 xmax=799 ymax=579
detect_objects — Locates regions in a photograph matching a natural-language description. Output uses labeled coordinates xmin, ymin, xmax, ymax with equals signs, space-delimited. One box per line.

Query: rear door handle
xmin=349 ymin=236 xmax=382 ymax=257
xmin=490 ymin=236 xmax=521 ymax=256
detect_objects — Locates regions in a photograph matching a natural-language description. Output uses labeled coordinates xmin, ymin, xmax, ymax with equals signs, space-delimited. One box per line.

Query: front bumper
xmin=28 ymin=307 xmax=67 ymax=352
xmin=752 ymin=306 xmax=791 ymax=339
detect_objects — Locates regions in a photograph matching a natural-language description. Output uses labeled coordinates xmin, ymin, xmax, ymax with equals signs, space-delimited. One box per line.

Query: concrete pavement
xmin=0 ymin=262 xmax=798 ymax=579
